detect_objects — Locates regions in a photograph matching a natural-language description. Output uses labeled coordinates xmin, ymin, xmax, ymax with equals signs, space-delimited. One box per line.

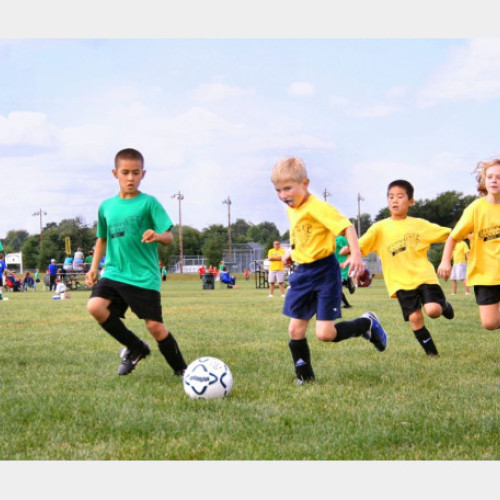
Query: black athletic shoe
xmin=347 ymin=277 xmax=356 ymax=294
xmin=174 ymin=369 xmax=185 ymax=377
xmin=118 ymin=342 xmax=151 ymax=375
xmin=442 ymin=301 xmax=454 ymax=320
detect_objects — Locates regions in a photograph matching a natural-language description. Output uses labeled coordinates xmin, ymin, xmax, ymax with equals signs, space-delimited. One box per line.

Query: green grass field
xmin=0 ymin=274 xmax=498 ymax=462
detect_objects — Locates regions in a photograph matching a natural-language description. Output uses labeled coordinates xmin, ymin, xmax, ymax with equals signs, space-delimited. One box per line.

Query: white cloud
xmin=418 ymin=39 xmax=500 ymax=106
xmin=0 ymin=111 xmax=57 ymax=147
xmin=345 ymin=102 xmax=403 ymax=118
xmin=193 ymin=82 xmax=255 ymax=103
xmin=287 ymin=82 xmax=315 ymax=97
xmin=328 ymin=97 xmax=402 ymax=118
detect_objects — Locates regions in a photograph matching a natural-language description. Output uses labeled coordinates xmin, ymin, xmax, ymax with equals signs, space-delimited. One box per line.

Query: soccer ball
xmin=183 ymin=356 xmax=233 ymax=400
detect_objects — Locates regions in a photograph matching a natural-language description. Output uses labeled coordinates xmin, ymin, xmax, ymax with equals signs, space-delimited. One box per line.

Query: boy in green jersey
xmin=86 ymin=148 xmax=187 ymax=376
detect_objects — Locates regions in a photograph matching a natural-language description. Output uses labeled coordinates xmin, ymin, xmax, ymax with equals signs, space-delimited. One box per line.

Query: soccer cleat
xmin=361 ymin=312 xmax=388 ymax=352
xmin=442 ymin=301 xmax=454 ymax=320
xmin=174 ymin=369 xmax=185 ymax=376
xmin=118 ymin=342 xmax=151 ymax=375
xmin=347 ymin=277 xmax=356 ymax=294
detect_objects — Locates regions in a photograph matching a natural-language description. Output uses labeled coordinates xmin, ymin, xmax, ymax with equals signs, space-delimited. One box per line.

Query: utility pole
xmin=222 ymin=196 xmax=232 ymax=262
xmin=32 ymin=208 xmax=47 ymax=244
xmin=323 ymin=188 xmax=331 ymax=202
xmin=357 ymin=193 xmax=364 ymax=237
xmin=171 ymin=191 xmax=184 ymax=273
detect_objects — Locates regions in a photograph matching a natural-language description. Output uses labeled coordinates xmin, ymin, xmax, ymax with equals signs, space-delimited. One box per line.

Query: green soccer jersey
xmin=97 ymin=192 xmax=173 ymax=291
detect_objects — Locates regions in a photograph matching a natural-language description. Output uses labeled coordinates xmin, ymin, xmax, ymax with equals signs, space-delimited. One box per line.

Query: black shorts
xmin=396 ymin=284 xmax=447 ymax=321
xmin=474 ymin=285 xmax=500 ymax=306
xmin=90 ymin=277 xmax=163 ymax=322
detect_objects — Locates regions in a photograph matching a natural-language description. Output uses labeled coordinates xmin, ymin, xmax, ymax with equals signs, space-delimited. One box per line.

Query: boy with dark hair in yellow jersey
xmin=357 ymin=179 xmax=454 ymax=357
xmin=271 ymin=157 xmax=387 ymax=385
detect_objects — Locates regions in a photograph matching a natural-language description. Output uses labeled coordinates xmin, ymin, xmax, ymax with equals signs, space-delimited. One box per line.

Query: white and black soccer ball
xmin=183 ymin=356 xmax=233 ymax=400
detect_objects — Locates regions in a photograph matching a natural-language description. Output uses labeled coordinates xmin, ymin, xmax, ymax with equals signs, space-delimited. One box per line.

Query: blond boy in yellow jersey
xmin=357 ymin=179 xmax=454 ymax=357
xmin=271 ymin=157 xmax=388 ymax=385
xmin=450 ymin=240 xmax=471 ymax=295
xmin=439 ymin=158 xmax=500 ymax=330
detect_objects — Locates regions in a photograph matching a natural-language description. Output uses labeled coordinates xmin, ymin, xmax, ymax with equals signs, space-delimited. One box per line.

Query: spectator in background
xmin=198 ymin=264 xmax=206 ymax=279
xmin=73 ymin=247 xmax=85 ymax=272
xmin=450 ymin=239 xmax=471 ymax=296
xmin=63 ymin=255 xmax=74 ymax=272
xmin=85 ymin=250 xmax=94 ymax=272
xmin=23 ymin=271 xmax=36 ymax=291
xmin=267 ymin=240 xmax=286 ymax=298
xmin=220 ymin=267 xmax=236 ymax=288
xmin=48 ymin=258 xmax=59 ymax=291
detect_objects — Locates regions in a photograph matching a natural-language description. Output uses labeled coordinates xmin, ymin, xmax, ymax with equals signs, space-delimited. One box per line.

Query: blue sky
xmin=2 ymin=35 xmax=500 ymax=239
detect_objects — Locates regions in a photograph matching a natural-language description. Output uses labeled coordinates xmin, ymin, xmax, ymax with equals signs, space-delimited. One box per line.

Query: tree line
xmin=1 ymin=217 xmax=285 ymax=271
xmin=1 ymin=190 xmax=476 ymax=271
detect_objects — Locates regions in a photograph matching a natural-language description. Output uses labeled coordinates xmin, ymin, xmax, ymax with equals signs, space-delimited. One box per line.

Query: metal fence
xmin=169 ymin=243 xmax=266 ymax=273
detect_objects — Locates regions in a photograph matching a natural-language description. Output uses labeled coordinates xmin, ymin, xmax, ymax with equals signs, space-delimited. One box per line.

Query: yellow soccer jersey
xmin=287 ymin=194 xmax=351 ymax=264
xmin=450 ymin=197 xmax=500 ymax=286
xmin=451 ymin=240 xmax=469 ymax=265
xmin=359 ymin=216 xmax=451 ymax=298
xmin=267 ymin=247 xmax=285 ymax=271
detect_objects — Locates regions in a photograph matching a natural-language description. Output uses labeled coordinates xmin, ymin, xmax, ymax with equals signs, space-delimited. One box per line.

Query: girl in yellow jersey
xmin=439 ymin=158 xmax=500 ymax=330
xmin=358 ymin=179 xmax=454 ymax=357
xmin=271 ymin=157 xmax=388 ymax=385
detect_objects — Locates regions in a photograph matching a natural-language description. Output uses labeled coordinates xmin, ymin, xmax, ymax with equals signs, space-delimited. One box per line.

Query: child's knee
xmin=423 ymin=303 xmax=441 ymax=319
xmin=481 ymin=318 xmax=500 ymax=330
xmin=87 ymin=298 xmax=107 ymax=321
xmin=146 ymin=320 xmax=168 ymax=340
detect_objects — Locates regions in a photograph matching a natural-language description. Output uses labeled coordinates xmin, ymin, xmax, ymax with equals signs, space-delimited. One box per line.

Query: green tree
xmin=231 ymin=219 xmax=251 ymax=244
xmin=21 ymin=235 xmax=41 ymax=269
xmin=159 ymin=225 xmax=203 ymax=268
xmin=348 ymin=213 xmax=373 ymax=237
xmin=202 ymin=233 xmax=225 ymax=267
xmin=200 ymin=224 xmax=226 ymax=266
xmin=38 ymin=228 xmax=62 ymax=270
xmin=246 ymin=221 xmax=280 ymax=247
xmin=3 ymin=229 xmax=29 ymax=253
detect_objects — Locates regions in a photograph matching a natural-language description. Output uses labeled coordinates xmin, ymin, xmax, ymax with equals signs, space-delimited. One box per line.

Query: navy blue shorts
xmin=283 ymin=254 xmax=342 ymax=321
xmin=90 ymin=277 xmax=163 ymax=322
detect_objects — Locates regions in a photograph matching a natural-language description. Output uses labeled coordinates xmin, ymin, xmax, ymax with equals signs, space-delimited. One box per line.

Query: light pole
xmin=323 ymin=188 xmax=331 ymax=202
xmin=32 ymin=208 xmax=47 ymax=244
xmin=222 ymin=196 xmax=232 ymax=262
xmin=171 ymin=191 xmax=184 ymax=273
xmin=357 ymin=193 xmax=364 ymax=237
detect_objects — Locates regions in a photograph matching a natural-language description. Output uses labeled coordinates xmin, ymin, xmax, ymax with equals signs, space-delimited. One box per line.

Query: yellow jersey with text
xmin=450 ymin=197 xmax=500 ymax=286
xmin=359 ymin=216 xmax=450 ymax=297
xmin=287 ymin=194 xmax=351 ymax=264
xmin=267 ymin=247 xmax=286 ymax=271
